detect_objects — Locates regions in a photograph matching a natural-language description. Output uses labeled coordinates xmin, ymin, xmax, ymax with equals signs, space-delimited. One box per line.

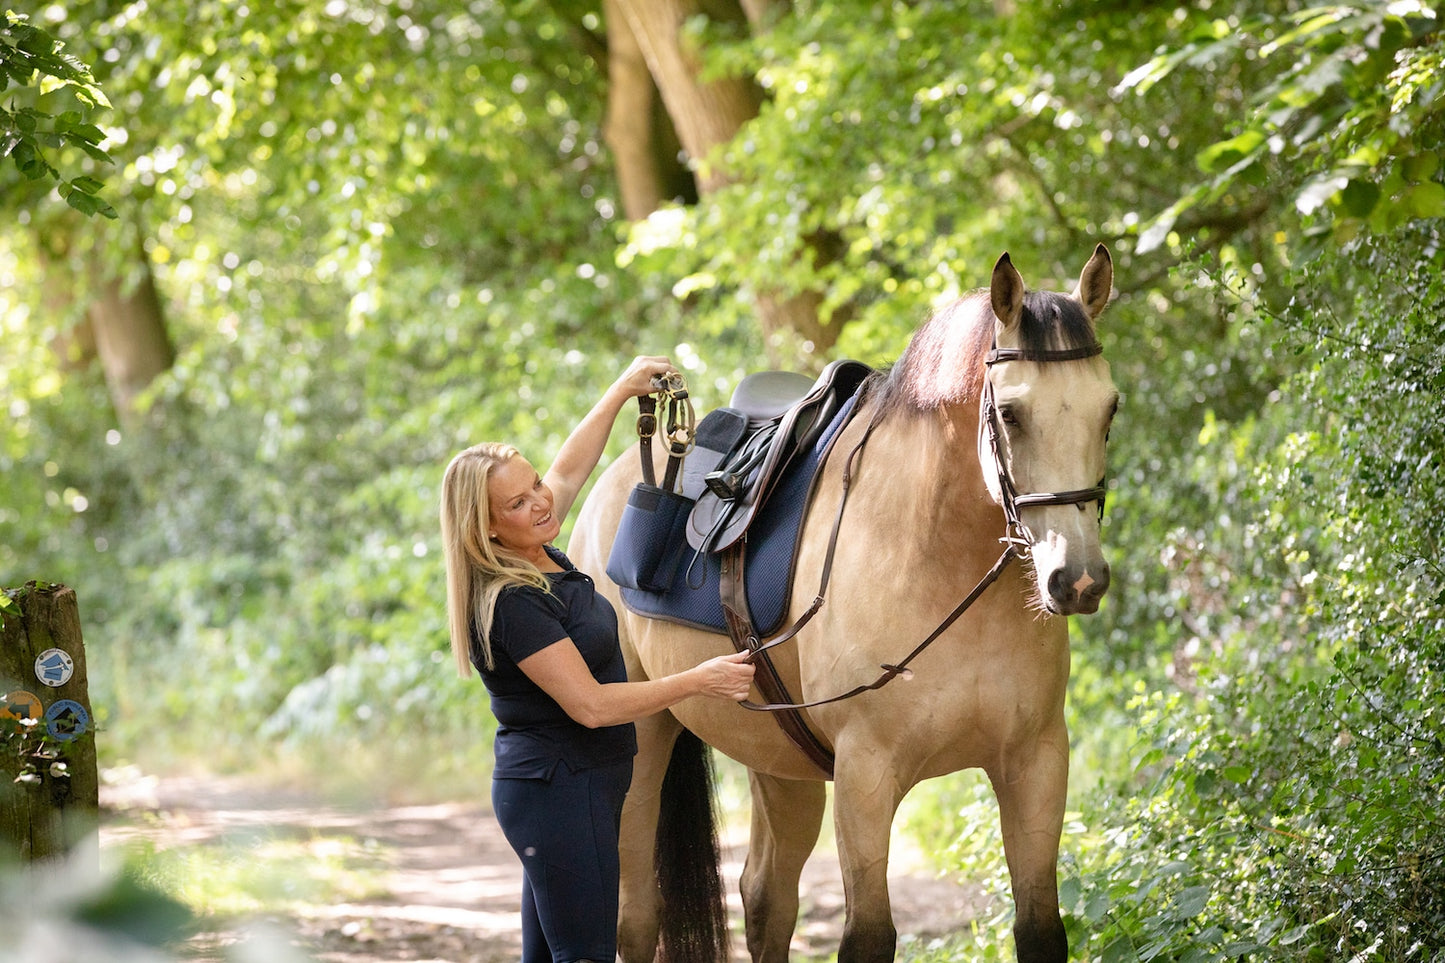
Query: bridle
xmin=982 ymin=341 xmax=1108 ymax=555
xmin=738 ymin=339 xmax=1110 ymax=714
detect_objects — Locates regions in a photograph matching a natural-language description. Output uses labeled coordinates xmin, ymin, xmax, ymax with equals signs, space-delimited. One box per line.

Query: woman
xmin=440 ymin=355 xmax=754 ymax=963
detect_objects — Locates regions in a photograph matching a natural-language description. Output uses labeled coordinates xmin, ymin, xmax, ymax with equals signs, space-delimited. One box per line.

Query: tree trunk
xmin=756 ymin=288 xmax=843 ymax=368
xmin=611 ymin=0 xmax=762 ymax=194
xmin=86 ymin=238 xmax=174 ymax=429
xmin=608 ymin=0 xmax=843 ymax=357
xmin=1 ymin=582 xmax=100 ymax=870
xmin=606 ymin=0 xmax=682 ymax=220
xmin=36 ymin=221 xmax=174 ymax=426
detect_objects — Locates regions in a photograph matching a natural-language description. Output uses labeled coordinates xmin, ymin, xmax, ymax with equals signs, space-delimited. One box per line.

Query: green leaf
xmin=11 ymin=139 xmax=54 ymax=180
xmin=0 ymin=592 xmax=20 ymax=630
xmin=61 ymin=183 xmax=118 ymax=219
xmin=1338 ymin=178 xmax=1380 ymax=217
xmin=1279 ymin=924 xmax=1311 ymax=945
xmin=1058 ymin=875 xmax=1082 ymax=912
xmin=66 ymin=123 xmax=108 ymax=146
xmin=77 ymin=141 xmax=113 ymax=164
xmin=1402 ymin=152 xmax=1440 ymax=183
xmin=1402 ymin=181 xmax=1445 ymax=219
xmin=1196 ymin=130 xmax=1266 ymax=173
xmin=1173 ymin=884 xmax=1211 ymax=918
xmin=1102 ymin=934 xmax=1140 ymax=963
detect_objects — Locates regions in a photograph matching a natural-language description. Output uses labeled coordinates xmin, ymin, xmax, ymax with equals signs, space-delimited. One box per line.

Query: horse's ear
xmin=1072 ymin=243 xmax=1113 ymax=320
xmin=990 ymin=252 xmax=1025 ymax=331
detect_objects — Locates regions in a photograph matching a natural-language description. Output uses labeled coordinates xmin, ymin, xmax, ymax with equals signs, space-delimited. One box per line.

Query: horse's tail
xmin=655 ymin=726 xmax=730 ymax=963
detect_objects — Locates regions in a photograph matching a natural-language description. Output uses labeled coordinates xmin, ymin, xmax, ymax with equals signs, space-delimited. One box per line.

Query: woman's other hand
xmin=694 ymin=651 xmax=756 ymax=702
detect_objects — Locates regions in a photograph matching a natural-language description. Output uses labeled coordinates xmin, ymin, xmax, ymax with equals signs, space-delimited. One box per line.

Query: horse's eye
xmin=999 ymin=406 xmax=1020 ymax=427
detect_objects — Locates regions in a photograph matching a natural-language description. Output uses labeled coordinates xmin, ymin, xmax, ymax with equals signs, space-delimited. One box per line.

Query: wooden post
xmin=1 ymin=581 xmax=99 ymax=867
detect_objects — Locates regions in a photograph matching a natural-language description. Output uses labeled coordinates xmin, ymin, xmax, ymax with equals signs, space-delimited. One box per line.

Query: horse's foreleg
xmin=740 ymin=771 xmax=826 ymax=963
xmin=616 ymin=712 xmax=682 ymax=963
xmin=989 ymin=728 xmax=1069 ymax=963
xmin=830 ymin=760 xmax=905 ymax=963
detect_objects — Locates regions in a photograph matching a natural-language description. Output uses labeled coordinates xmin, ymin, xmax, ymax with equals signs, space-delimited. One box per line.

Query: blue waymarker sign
xmin=44 ymin=699 xmax=90 ymax=742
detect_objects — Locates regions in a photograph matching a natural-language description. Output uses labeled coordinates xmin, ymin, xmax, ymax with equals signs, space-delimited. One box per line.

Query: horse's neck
xmin=861 ymin=403 xmax=997 ymax=532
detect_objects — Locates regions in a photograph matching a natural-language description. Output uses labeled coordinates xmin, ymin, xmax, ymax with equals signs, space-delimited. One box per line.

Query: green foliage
xmin=2 ymin=2 xmax=1444 ymax=958
xmin=1124 ymin=1 xmax=1444 ymax=252
xmin=0 ymin=10 xmax=115 ymax=217
xmin=905 ymin=5 xmax=1445 ymax=961
xmin=0 ymin=590 xmax=18 ymax=630
xmin=123 ymin=831 xmax=389 ymax=918
xmin=1 ymin=854 xmax=198 ymax=961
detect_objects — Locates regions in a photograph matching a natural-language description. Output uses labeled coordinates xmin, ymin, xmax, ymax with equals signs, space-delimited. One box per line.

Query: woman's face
xmin=486 ymin=455 xmax=559 ymax=563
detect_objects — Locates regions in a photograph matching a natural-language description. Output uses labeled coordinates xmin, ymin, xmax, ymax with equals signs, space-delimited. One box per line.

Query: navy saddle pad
xmin=617 ymin=393 xmax=860 ymax=636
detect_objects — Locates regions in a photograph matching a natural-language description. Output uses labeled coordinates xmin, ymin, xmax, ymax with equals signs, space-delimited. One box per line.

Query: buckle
xmin=704 ymin=470 xmax=742 ymax=500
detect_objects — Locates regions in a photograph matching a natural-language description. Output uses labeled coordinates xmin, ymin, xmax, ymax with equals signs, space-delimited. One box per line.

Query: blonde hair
xmin=440 ymin=443 xmax=551 ymax=676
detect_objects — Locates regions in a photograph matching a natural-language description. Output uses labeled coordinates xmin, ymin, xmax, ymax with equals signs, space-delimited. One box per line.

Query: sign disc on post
xmin=2 ymin=690 xmax=43 ymax=724
xmin=43 ymin=699 xmax=90 ymax=743
xmin=35 ymin=647 xmax=75 ymax=687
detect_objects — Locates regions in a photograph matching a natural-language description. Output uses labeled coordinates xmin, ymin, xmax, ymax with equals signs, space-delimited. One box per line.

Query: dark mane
xmin=865 ymin=288 xmax=1097 ymax=416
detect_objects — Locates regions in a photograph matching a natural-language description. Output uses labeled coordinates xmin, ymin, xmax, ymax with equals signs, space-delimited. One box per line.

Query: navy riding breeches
xmin=492 ymin=758 xmax=633 ymax=963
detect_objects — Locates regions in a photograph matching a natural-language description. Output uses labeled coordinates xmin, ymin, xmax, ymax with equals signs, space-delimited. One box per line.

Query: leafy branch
xmin=1123 ymin=3 xmax=1443 ymax=253
xmin=0 ymin=591 xmax=18 ymax=631
xmin=1 ymin=10 xmax=116 ymax=218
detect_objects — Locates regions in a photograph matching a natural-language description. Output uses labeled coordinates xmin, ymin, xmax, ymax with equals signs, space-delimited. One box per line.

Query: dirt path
xmin=100 ymin=771 xmax=983 ymax=962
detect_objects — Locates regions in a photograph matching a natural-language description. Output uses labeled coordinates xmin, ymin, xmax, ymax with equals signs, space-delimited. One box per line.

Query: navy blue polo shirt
xmin=474 ymin=546 xmax=637 ymax=778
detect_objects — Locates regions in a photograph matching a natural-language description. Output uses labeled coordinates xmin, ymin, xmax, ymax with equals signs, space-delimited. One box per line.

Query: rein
xmin=738 ymin=340 xmax=1107 ymax=714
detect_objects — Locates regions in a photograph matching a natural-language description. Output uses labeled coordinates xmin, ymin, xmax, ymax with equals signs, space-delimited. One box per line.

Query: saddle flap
xmin=680 ymin=407 xmax=749 ymax=502
xmin=688 ymin=360 xmax=873 ymax=554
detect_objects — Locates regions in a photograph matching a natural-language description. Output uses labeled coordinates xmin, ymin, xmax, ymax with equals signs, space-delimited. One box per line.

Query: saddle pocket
xmin=606 ymin=483 xmax=696 ymax=593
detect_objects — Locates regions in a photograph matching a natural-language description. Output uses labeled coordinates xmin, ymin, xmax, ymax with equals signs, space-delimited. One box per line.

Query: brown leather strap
xmin=740 ymin=544 xmax=1019 ymax=711
xmin=636 ymin=396 xmax=658 ymax=487
xmin=710 ymin=404 xmax=881 ymax=778
xmin=720 ymin=544 xmax=836 ymax=778
xmin=637 ymin=382 xmax=694 ymax=493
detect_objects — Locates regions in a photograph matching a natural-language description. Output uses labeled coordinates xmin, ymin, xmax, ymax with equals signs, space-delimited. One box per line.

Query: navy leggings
xmin=492 ymin=758 xmax=634 ymax=963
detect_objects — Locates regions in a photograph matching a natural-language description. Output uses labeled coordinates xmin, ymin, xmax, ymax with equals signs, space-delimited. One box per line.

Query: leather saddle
xmin=681 ymin=359 xmax=873 ymax=556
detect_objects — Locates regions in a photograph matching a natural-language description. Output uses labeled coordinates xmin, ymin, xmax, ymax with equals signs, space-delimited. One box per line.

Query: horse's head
xmin=978 ymin=244 xmax=1118 ymax=615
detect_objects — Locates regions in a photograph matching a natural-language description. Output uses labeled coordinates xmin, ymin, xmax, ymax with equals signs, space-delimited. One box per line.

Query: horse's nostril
xmin=1047 ymin=569 xmax=1076 ymax=605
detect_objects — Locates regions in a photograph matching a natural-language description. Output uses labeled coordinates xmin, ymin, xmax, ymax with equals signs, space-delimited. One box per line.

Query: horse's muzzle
xmin=1046 ymin=561 xmax=1111 ymax=615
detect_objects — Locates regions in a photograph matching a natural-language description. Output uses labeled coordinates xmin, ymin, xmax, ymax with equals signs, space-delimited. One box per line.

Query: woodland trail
xmin=99 ymin=770 xmax=984 ymax=962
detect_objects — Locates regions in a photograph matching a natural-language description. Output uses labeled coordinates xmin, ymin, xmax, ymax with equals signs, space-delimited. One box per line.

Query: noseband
xmin=983 ymin=342 xmax=1108 ymax=552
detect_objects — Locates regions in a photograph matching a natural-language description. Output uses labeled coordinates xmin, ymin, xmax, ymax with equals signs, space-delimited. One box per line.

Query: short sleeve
xmin=491 ymin=586 xmax=570 ymax=663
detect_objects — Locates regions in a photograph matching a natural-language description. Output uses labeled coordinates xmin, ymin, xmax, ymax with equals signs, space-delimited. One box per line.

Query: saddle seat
xmin=683 ymin=359 xmax=873 ymax=554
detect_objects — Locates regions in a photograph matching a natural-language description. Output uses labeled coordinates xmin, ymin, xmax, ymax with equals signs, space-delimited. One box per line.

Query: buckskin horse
xmin=569 ymin=244 xmax=1118 ymax=963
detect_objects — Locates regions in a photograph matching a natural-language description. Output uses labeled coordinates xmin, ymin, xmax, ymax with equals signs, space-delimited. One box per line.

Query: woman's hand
xmin=545 ymin=354 xmax=680 ymax=520
xmin=692 ymin=651 xmax=756 ymax=701
xmin=613 ymin=355 xmax=679 ymax=401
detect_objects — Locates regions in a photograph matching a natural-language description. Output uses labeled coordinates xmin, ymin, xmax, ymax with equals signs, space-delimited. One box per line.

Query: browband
xmin=986 ymin=342 xmax=1104 ymax=365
